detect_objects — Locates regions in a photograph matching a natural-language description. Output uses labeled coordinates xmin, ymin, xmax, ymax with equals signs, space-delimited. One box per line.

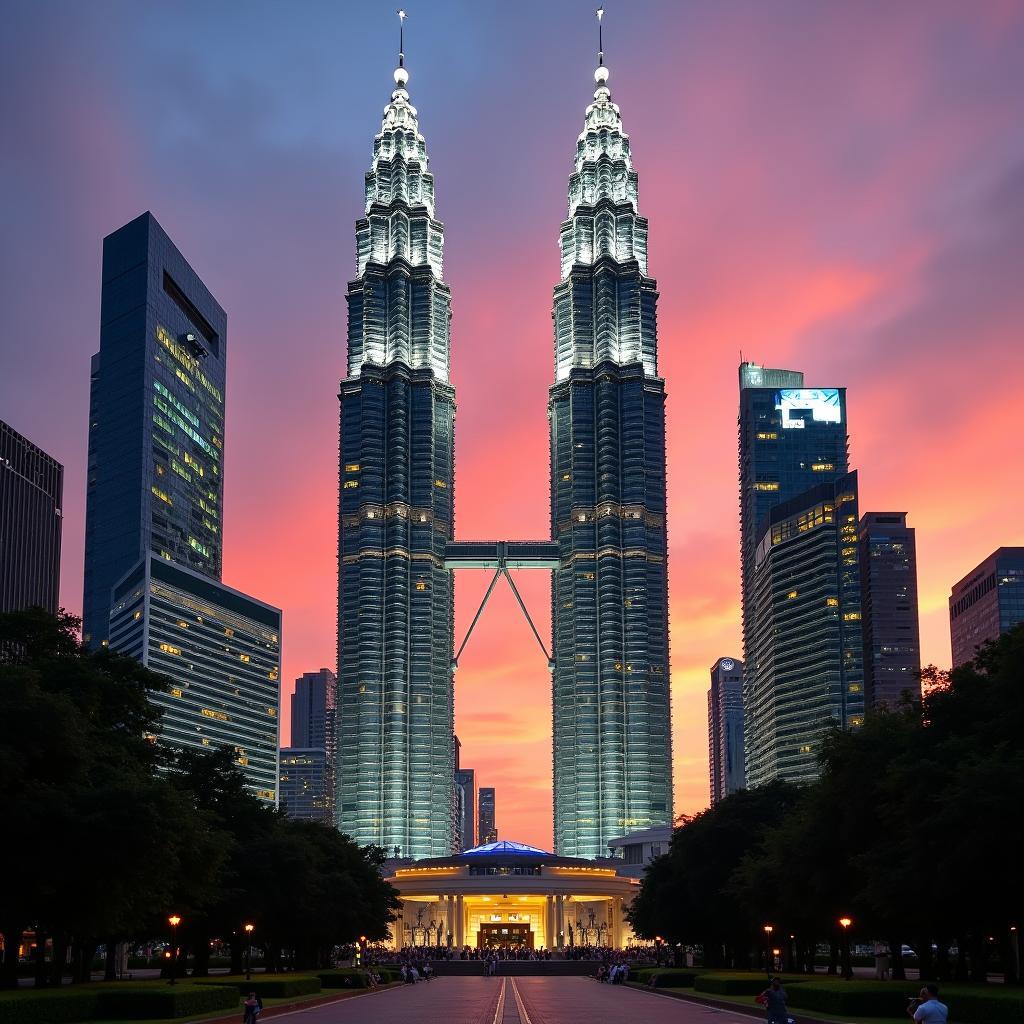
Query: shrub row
xmin=317 ymin=967 xmax=399 ymax=988
xmin=633 ymin=968 xmax=701 ymax=988
xmin=194 ymin=973 xmax=321 ymax=998
xmin=0 ymin=983 xmax=238 ymax=1023
xmin=693 ymin=973 xmax=782 ymax=995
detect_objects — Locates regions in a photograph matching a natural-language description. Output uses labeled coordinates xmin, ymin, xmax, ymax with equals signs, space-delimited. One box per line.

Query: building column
xmin=545 ymin=895 xmax=554 ymax=950
xmin=445 ymin=895 xmax=454 ymax=945
xmin=555 ymin=894 xmax=565 ymax=948
xmin=455 ymin=894 xmax=465 ymax=948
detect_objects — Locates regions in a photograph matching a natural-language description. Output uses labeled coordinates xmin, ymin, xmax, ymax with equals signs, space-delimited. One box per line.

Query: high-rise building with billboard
xmin=478 ymin=787 xmax=497 ymax=844
xmin=83 ymin=212 xmax=226 ymax=647
xmin=548 ymin=48 xmax=673 ymax=859
xmin=747 ymin=471 xmax=865 ymax=787
xmin=336 ymin=50 xmax=456 ymax=857
xmin=949 ymin=547 xmax=1024 ymax=666
xmin=858 ymin=513 xmax=921 ymax=706
xmin=708 ymin=657 xmax=745 ymax=805
xmin=1 ymin=419 xmax=63 ymax=614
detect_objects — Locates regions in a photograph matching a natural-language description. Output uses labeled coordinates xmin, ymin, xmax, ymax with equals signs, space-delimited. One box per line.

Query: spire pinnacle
xmin=596 ymin=6 xmax=604 ymax=67
xmin=397 ymin=9 xmax=406 ymax=69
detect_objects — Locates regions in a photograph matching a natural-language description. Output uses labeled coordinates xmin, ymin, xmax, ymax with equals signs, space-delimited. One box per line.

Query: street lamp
xmin=244 ymin=924 xmax=254 ymax=980
xmin=839 ymin=917 xmax=853 ymax=980
xmin=168 ymin=915 xmax=181 ymax=986
xmin=763 ymin=925 xmax=774 ymax=979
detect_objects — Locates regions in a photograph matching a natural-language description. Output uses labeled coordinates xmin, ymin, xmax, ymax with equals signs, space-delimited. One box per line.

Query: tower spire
xmin=596 ymin=6 xmax=604 ymax=67
xmin=397 ymin=9 xmax=406 ymax=69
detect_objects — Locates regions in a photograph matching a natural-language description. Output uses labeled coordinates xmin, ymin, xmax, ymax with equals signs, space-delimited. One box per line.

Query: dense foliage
xmin=629 ymin=624 xmax=1024 ymax=984
xmin=0 ymin=608 xmax=400 ymax=989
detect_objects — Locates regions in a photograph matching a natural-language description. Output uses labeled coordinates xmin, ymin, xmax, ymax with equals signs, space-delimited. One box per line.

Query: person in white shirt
xmin=909 ymin=984 xmax=948 ymax=1023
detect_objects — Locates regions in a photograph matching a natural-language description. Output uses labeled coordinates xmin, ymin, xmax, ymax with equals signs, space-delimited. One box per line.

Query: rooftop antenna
xmin=397 ymin=9 xmax=406 ymax=69
xmin=596 ymin=6 xmax=605 ymax=67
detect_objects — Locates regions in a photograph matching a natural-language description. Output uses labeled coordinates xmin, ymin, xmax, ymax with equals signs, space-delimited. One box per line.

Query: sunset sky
xmin=3 ymin=1 xmax=1023 ymax=849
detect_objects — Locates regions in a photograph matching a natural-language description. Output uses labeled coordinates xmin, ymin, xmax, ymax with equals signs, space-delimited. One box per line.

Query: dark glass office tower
xmin=478 ymin=787 xmax=497 ymax=844
xmin=708 ymin=657 xmax=745 ymax=805
xmin=949 ymin=547 xmax=1024 ymax=666
xmin=455 ymin=768 xmax=476 ymax=851
xmin=336 ymin=56 xmax=456 ymax=857
xmin=83 ymin=212 xmax=226 ymax=647
xmin=291 ymin=669 xmax=337 ymax=749
xmin=747 ymin=471 xmax=865 ymax=787
xmin=549 ymin=59 xmax=672 ymax=858
xmin=1 ymin=420 xmax=63 ymax=614
xmin=858 ymin=513 xmax=921 ymax=706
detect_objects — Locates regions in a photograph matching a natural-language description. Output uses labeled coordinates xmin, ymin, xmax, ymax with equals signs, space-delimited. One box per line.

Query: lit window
xmin=415 ymin=582 xmax=427 ymax=591
xmin=343 ymin=480 xmax=359 ymax=489
xmin=434 ymin=479 xmax=447 ymax=488
xmin=754 ymin=482 xmax=780 ymax=491
xmin=756 ymin=432 xmax=778 ymax=440
xmin=826 ymin=597 xmax=839 ymax=607
xmin=239 ymin=653 xmax=250 ymax=663
xmin=562 ymin=473 xmax=571 ymax=481
xmin=170 ymin=687 xmax=183 ymax=698
xmin=151 ymin=485 xmax=173 ymax=505
xmin=848 ymin=683 xmax=862 ymax=693
xmin=201 ymin=708 xmax=229 ymax=721
xmin=811 ymin=462 xmax=835 ymax=472
xmin=843 ymin=611 xmax=862 ymax=621
xmin=849 ymin=715 xmax=864 ymax=727
xmin=159 ymin=643 xmax=182 ymax=656
xmin=345 ymin=463 xmax=361 ymax=472
xmin=787 ymin=590 xmax=798 ymax=599
xmin=133 ymin=610 xmax=142 ymax=620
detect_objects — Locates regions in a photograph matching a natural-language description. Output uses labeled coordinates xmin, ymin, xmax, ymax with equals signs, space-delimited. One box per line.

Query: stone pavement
xmin=267 ymin=976 xmax=762 ymax=1024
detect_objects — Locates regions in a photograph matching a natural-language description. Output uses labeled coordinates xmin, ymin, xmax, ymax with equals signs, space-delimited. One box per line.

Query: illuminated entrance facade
xmin=385 ymin=840 xmax=639 ymax=950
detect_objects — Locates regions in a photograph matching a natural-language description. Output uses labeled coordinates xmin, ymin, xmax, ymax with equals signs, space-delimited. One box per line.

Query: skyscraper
xmin=858 ymin=513 xmax=921 ymax=706
xmin=747 ymin=471 xmax=865 ymax=787
xmin=455 ymin=768 xmax=476 ymax=851
xmin=336 ymin=46 xmax=456 ymax=857
xmin=279 ymin=748 xmax=331 ymax=823
xmin=478 ymin=787 xmax=496 ymax=845
xmin=109 ymin=554 xmax=281 ymax=802
xmin=83 ymin=212 xmax=226 ymax=647
xmin=548 ymin=47 xmax=673 ymax=858
xmin=1 ymin=419 xmax=63 ymax=614
xmin=949 ymin=547 xmax=1024 ymax=666
xmin=291 ymin=669 xmax=337 ymax=749
xmin=708 ymin=657 xmax=745 ymax=805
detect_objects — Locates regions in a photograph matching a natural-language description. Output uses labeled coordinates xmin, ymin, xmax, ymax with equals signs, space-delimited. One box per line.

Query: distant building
xmin=279 ymin=748 xmax=331 ymax=823
xmin=949 ymin=547 xmax=1024 ymax=666
xmin=708 ymin=657 xmax=745 ymax=804
xmin=84 ymin=212 xmax=226 ymax=648
xmin=108 ymin=554 xmax=281 ymax=803
xmin=858 ymin=513 xmax=922 ymax=705
xmin=479 ymin=787 xmax=497 ymax=844
xmin=607 ymin=825 xmax=673 ymax=877
xmin=455 ymin=768 xmax=476 ymax=851
xmin=291 ymin=669 xmax=336 ymax=749
xmin=746 ymin=471 xmax=865 ymax=788
xmin=0 ymin=419 xmax=63 ymax=614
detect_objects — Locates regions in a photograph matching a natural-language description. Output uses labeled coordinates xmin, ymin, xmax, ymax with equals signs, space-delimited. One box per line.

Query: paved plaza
xmin=272 ymin=976 xmax=760 ymax=1024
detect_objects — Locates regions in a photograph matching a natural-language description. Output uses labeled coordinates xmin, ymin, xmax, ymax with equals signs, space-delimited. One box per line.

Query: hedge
xmin=0 ymin=983 xmax=237 ymax=1023
xmin=194 ymin=974 xmax=321 ymax=998
xmin=694 ymin=973 xmax=783 ymax=996
xmin=785 ymin=979 xmax=1024 ymax=1022
xmin=635 ymin=968 xmax=701 ymax=988
xmin=317 ymin=967 xmax=399 ymax=988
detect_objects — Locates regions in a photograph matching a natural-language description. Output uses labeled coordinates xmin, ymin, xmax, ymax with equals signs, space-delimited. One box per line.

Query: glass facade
xmin=455 ymin=768 xmax=476 ymax=851
xmin=0 ymin=419 xmax=63 ymax=614
xmin=84 ymin=212 xmax=226 ymax=647
xmin=279 ymin=747 xmax=332 ymax=823
xmin=949 ymin=547 xmax=1024 ymax=666
xmin=707 ymin=657 xmax=745 ymax=805
xmin=108 ymin=554 xmax=281 ymax=803
xmin=858 ymin=513 xmax=921 ymax=706
xmin=747 ymin=472 xmax=865 ymax=788
xmin=549 ymin=63 xmax=672 ymax=858
xmin=478 ymin=787 xmax=497 ymax=844
xmin=336 ymin=62 xmax=455 ymax=857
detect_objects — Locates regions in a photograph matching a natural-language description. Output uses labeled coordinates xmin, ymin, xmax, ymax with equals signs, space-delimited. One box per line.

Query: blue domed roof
xmin=462 ymin=840 xmax=552 ymax=856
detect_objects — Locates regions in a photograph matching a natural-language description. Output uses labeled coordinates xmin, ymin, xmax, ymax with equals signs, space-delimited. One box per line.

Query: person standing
xmin=756 ymin=977 xmax=788 ymax=1024
xmin=908 ymin=984 xmax=949 ymax=1023
xmin=242 ymin=992 xmax=260 ymax=1024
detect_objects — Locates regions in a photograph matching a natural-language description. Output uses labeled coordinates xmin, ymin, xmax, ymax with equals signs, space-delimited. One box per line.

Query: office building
xmin=607 ymin=824 xmax=673 ymax=877
xmin=548 ymin=49 xmax=673 ymax=858
xmin=949 ymin=547 xmax=1024 ymax=666
xmin=291 ymin=669 xmax=336 ymax=750
xmin=279 ymin=748 xmax=332 ymax=823
xmin=83 ymin=212 xmax=226 ymax=647
xmin=336 ymin=51 xmax=456 ymax=857
xmin=455 ymin=768 xmax=476 ymax=852
xmin=479 ymin=787 xmax=497 ymax=844
xmin=109 ymin=554 xmax=281 ymax=802
xmin=708 ymin=657 xmax=745 ymax=804
xmin=746 ymin=471 xmax=865 ymax=788
xmin=287 ymin=668 xmax=336 ymax=821
xmin=858 ymin=513 xmax=921 ymax=705
xmin=1 ymin=419 xmax=63 ymax=614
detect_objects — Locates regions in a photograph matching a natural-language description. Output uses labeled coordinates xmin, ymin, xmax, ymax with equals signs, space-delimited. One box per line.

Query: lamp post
xmin=839 ymin=917 xmax=853 ymax=980
xmin=763 ymin=925 xmax=774 ymax=979
xmin=243 ymin=923 xmax=254 ymax=980
xmin=168 ymin=916 xmax=181 ymax=986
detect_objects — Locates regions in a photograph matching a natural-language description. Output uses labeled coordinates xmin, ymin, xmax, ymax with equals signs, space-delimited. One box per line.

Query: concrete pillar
xmin=545 ymin=895 xmax=554 ymax=950
xmin=555 ymin=894 xmax=564 ymax=948
xmin=455 ymin=894 xmax=465 ymax=948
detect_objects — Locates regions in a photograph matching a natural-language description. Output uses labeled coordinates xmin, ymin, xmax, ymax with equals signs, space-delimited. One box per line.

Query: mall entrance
xmin=478 ymin=922 xmax=534 ymax=949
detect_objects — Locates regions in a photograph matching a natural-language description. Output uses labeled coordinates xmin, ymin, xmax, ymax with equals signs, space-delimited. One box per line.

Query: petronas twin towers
xmin=337 ymin=29 xmax=672 ymax=860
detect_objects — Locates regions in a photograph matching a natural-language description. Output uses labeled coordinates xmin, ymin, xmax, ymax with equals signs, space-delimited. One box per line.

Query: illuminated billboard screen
xmin=774 ymin=388 xmax=842 ymax=429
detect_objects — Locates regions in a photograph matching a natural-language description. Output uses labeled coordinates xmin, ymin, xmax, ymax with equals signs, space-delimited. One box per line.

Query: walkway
xmin=272 ymin=976 xmax=760 ymax=1024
